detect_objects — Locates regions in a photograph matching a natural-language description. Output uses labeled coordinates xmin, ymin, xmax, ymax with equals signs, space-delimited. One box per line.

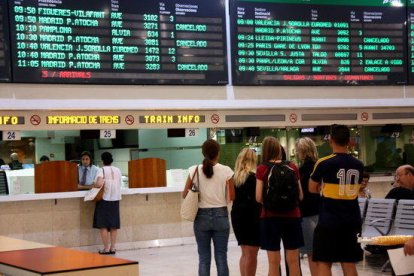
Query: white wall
xmin=35 ymin=138 xmax=66 ymax=163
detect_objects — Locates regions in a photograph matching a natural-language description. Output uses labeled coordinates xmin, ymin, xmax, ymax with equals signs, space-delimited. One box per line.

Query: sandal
xmin=109 ymin=249 xmax=116 ymax=254
xmin=98 ymin=249 xmax=111 ymax=255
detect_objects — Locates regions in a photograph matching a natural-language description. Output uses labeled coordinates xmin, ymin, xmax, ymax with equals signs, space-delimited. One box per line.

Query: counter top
xmin=0 ymin=186 xmax=183 ymax=202
xmin=0 ymin=175 xmax=393 ymax=203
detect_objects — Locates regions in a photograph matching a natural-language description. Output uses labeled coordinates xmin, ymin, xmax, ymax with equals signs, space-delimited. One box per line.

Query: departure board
xmin=230 ymin=0 xmax=407 ymax=85
xmin=9 ymin=0 xmax=228 ymax=84
xmin=0 ymin=0 xmax=11 ymax=82
xmin=408 ymin=1 xmax=414 ymax=84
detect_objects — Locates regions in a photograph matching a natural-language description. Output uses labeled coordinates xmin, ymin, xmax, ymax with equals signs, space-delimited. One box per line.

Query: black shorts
xmin=260 ymin=217 xmax=304 ymax=251
xmin=231 ymin=207 xmax=260 ymax=246
xmin=313 ymin=224 xmax=363 ymax=263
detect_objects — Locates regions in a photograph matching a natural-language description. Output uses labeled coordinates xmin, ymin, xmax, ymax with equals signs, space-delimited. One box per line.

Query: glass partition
xmin=0 ymin=125 xmax=411 ymax=195
xmin=362 ymin=125 xmax=410 ymax=174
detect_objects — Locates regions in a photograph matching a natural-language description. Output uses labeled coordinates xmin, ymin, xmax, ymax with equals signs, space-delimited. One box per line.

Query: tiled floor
xmin=115 ymin=239 xmax=393 ymax=275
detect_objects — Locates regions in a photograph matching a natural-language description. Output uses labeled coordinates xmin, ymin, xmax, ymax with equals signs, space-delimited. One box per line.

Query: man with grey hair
xmin=384 ymin=165 xmax=414 ymax=256
xmin=8 ymin=152 xmax=22 ymax=170
xmin=385 ymin=165 xmax=414 ymax=200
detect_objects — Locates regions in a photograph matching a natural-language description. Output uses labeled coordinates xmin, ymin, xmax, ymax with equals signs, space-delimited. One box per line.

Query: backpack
xmin=263 ymin=161 xmax=299 ymax=212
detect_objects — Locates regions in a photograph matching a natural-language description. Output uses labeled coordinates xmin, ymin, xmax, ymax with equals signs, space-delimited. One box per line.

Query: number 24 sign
xmin=2 ymin=131 xmax=21 ymax=141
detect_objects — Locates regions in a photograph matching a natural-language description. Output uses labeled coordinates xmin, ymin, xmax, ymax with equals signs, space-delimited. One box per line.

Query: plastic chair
xmin=360 ymin=198 xmax=396 ymax=270
xmin=389 ymin=199 xmax=414 ymax=236
xmin=374 ymin=199 xmax=414 ymax=272
xmin=361 ymin=198 xmax=396 ymax=238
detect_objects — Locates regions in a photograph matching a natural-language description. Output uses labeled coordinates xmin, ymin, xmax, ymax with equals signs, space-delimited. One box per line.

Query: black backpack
xmin=263 ymin=161 xmax=299 ymax=212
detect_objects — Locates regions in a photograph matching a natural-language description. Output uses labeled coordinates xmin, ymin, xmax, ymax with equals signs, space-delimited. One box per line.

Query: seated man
xmin=8 ymin=153 xmax=23 ymax=170
xmin=385 ymin=165 xmax=414 ymax=200
xmin=367 ymin=165 xmax=414 ymax=257
xmin=78 ymin=151 xmax=99 ymax=190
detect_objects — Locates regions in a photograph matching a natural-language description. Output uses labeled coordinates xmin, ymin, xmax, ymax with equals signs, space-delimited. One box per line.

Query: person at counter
xmin=8 ymin=153 xmax=23 ymax=170
xmin=39 ymin=155 xmax=50 ymax=163
xmin=385 ymin=165 xmax=414 ymax=200
xmin=93 ymin=151 xmax=122 ymax=255
xmin=78 ymin=151 xmax=99 ymax=190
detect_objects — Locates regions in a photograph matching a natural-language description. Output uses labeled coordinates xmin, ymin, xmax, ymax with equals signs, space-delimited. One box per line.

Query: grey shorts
xmin=299 ymin=215 xmax=318 ymax=255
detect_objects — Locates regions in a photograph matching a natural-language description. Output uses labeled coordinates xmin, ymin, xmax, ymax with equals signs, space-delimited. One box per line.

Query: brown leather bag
xmin=93 ymin=168 xmax=105 ymax=202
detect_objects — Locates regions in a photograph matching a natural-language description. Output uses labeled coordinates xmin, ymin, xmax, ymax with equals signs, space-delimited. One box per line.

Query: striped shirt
xmin=311 ymin=153 xmax=364 ymax=227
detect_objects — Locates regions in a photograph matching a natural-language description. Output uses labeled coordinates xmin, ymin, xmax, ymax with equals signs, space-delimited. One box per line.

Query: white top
xmin=95 ymin=166 xmax=122 ymax=201
xmin=188 ymin=164 xmax=233 ymax=208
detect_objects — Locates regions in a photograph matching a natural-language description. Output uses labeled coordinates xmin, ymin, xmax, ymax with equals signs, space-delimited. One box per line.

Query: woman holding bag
xmin=93 ymin=152 xmax=122 ymax=255
xmin=182 ymin=139 xmax=235 ymax=276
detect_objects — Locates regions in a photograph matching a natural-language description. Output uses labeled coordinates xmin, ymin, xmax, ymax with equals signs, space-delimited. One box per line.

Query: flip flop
xmin=110 ymin=249 xmax=116 ymax=254
xmin=98 ymin=249 xmax=111 ymax=255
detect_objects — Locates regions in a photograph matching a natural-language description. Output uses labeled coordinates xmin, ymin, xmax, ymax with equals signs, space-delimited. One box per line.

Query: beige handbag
xmin=84 ymin=186 xmax=103 ymax=202
xmin=84 ymin=168 xmax=105 ymax=202
xmin=180 ymin=166 xmax=200 ymax=222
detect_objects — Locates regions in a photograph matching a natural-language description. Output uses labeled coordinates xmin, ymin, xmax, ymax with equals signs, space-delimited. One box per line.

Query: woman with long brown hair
xmin=256 ymin=136 xmax=303 ymax=276
xmin=182 ymin=139 xmax=235 ymax=276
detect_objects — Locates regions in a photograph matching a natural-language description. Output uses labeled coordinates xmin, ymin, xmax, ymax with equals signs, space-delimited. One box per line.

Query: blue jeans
xmin=194 ymin=207 xmax=230 ymax=276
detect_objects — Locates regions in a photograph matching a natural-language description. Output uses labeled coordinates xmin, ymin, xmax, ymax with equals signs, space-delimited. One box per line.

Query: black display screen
xmin=9 ymin=0 xmax=228 ymax=84
xmin=230 ymin=0 xmax=407 ymax=85
xmin=408 ymin=0 xmax=414 ymax=84
xmin=0 ymin=0 xmax=11 ymax=82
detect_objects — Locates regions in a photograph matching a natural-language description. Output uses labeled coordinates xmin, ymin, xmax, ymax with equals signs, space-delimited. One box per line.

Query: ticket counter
xmin=0 ymin=175 xmax=393 ymax=250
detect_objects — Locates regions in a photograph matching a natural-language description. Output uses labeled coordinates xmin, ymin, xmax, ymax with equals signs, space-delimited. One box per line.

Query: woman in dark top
xmin=231 ymin=148 xmax=261 ymax=276
xmin=295 ymin=137 xmax=320 ymax=276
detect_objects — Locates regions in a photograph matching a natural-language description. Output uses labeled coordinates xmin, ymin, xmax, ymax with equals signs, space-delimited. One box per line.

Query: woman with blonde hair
xmin=256 ymin=136 xmax=303 ymax=276
xmin=295 ymin=137 xmax=319 ymax=276
xmin=231 ymin=148 xmax=261 ymax=276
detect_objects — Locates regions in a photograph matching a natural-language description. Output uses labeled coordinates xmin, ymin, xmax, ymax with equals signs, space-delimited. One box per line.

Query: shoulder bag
xmin=84 ymin=168 xmax=105 ymax=202
xmin=180 ymin=166 xmax=200 ymax=222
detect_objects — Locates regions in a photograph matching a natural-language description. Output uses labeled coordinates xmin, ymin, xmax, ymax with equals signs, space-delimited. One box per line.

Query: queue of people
xmin=182 ymin=124 xmax=414 ymax=276
xmin=8 ymin=124 xmax=410 ymax=268
xmin=73 ymin=130 xmax=414 ymax=268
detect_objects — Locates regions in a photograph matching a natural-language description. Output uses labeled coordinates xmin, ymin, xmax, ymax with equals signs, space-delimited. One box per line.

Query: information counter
xmin=0 ymin=175 xmax=394 ymax=251
xmin=0 ymin=186 xmax=182 ymax=202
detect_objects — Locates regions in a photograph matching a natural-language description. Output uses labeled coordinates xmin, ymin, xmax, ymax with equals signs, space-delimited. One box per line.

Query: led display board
xmin=9 ymin=0 xmax=228 ymax=84
xmin=0 ymin=0 xmax=11 ymax=82
xmin=230 ymin=0 xmax=407 ymax=85
xmin=408 ymin=0 xmax=414 ymax=83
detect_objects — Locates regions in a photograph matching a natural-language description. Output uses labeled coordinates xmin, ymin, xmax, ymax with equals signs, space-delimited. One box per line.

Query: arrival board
xmin=230 ymin=0 xmax=407 ymax=85
xmin=9 ymin=0 xmax=228 ymax=84
xmin=0 ymin=0 xmax=10 ymax=82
